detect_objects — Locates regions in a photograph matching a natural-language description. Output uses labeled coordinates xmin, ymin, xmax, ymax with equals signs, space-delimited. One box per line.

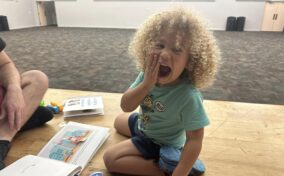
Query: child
xmin=103 ymin=7 xmax=220 ymax=176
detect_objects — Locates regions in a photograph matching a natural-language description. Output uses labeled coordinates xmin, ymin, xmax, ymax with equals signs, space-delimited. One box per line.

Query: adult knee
xmin=22 ymin=70 xmax=49 ymax=91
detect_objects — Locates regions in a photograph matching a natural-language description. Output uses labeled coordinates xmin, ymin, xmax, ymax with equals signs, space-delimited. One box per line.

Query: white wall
xmin=55 ymin=0 xmax=266 ymax=31
xmin=0 ymin=0 xmax=267 ymax=31
xmin=0 ymin=0 xmax=39 ymax=29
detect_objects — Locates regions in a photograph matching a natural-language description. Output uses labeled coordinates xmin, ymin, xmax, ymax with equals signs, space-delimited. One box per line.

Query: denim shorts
xmin=128 ymin=113 xmax=182 ymax=174
xmin=128 ymin=113 xmax=160 ymax=160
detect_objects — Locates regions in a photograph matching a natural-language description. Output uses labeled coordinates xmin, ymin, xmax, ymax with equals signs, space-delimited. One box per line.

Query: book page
xmin=63 ymin=96 xmax=104 ymax=118
xmin=63 ymin=108 xmax=104 ymax=118
xmin=63 ymin=96 xmax=103 ymax=112
xmin=0 ymin=155 xmax=81 ymax=176
xmin=38 ymin=122 xmax=109 ymax=170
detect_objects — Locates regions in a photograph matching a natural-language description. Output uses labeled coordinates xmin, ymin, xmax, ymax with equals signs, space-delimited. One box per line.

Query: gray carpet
xmin=0 ymin=27 xmax=283 ymax=105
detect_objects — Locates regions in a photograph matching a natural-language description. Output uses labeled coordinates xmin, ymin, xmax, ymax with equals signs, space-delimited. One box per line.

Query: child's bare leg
xmin=114 ymin=113 xmax=132 ymax=137
xmin=103 ymin=139 xmax=165 ymax=176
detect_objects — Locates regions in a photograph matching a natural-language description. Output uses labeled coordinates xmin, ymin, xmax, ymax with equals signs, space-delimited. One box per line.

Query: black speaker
xmin=0 ymin=16 xmax=10 ymax=32
xmin=237 ymin=16 xmax=246 ymax=31
xmin=226 ymin=16 xmax=237 ymax=31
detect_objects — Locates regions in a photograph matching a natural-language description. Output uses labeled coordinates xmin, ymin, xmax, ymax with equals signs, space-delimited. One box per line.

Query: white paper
xmin=0 ymin=155 xmax=81 ymax=176
xmin=63 ymin=96 xmax=104 ymax=118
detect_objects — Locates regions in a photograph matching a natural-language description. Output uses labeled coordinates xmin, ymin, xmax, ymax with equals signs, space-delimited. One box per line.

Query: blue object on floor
xmin=89 ymin=171 xmax=103 ymax=176
xmin=46 ymin=105 xmax=59 ymax=114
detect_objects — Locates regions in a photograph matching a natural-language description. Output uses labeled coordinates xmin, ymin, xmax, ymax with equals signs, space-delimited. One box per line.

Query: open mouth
xmin=159 ymin=65 xmax=171 ymax=77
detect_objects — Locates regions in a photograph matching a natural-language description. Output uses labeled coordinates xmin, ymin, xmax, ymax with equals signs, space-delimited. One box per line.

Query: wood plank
xmin=4 ymin=88 xmax=284 ymax=176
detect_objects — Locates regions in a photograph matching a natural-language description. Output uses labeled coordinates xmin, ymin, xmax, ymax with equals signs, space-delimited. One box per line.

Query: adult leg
xmin=0 ymin=70 xmax=48 ymax=169
xmin=103 ymin=139 xmax=165 ymax=176
xmin=0 ymin=70 xmax=48 ymax=140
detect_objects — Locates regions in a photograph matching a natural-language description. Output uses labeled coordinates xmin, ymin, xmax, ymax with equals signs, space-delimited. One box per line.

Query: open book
xmin=0 ymin=122 xmax=110 ymax=176
xmin=0 ymin=155 xmax=80 ymax=176
xmin=63 ymin=96 xmax=104 ymax=118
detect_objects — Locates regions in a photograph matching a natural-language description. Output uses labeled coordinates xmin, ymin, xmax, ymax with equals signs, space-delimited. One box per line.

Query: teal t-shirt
xmin=130 ymin=72 xmax=209 ymax=148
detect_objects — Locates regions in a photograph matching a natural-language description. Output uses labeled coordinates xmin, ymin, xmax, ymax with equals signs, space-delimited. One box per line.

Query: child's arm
xmin=172 ymin=128 xmax=204 ymax=176
xmin=120 ymin=55 xmax=160 ymax=112
xmin=120 ymin=84 xmax=151 ymax=112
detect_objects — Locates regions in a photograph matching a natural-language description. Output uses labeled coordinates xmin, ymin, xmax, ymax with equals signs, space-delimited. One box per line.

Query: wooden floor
xmin=5 ymin=88 xmax=284 ymax=176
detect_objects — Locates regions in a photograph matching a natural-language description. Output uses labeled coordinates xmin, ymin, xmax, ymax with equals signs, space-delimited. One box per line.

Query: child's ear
xmin=185 ymin=59 xmax=193 ymax=71
xmin=185 ymin=65 xmax=192 ymax=72
xmin=185 ymin=64 xmax=189 ymax=70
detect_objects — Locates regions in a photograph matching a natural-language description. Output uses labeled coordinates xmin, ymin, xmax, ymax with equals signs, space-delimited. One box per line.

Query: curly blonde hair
xmin=129 ymin=7 xmax=220 ymax=89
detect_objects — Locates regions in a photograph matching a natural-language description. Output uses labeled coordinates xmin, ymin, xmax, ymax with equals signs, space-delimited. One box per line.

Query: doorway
xmin=37 ymin=1 xmax=57 ymax=26
xmin=261 ymin=2 xmax=284 ymax=32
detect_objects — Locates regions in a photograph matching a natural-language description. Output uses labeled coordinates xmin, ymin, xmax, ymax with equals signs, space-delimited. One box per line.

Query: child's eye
xmin=155 ymin=43 xmax=164 ymax=49
xmin=172 ymin=48 xmax=182 ymax=54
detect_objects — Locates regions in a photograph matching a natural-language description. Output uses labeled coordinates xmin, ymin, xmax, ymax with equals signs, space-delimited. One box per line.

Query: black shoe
xmin=0 ymin=140 xmax=10 ymax=170
xmin=20 ymin=106 xmax=53 ymax=132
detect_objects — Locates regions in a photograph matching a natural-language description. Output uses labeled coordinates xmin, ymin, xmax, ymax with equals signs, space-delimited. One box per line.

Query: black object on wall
xmin=236 ymin=16 xmax=246 ymax=31
xmin=226 ymin=16 xmax=237 ymax=31
xmin=0 ymin=16 xmax=10 ymax=32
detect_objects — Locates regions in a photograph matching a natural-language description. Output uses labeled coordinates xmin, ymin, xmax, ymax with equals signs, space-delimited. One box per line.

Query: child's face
xmin=150 ymin=32 xmax=189 ymax=86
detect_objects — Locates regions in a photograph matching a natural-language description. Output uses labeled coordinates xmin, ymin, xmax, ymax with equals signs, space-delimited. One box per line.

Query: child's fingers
xmin=145 ymin=54 xmax=155 ymax=74
xmin=149 ymin=55 xmax=156 ymax=72
xmin=145 ymin=55 xmax=152 ymax=72
xmin=151 ymin=55 xmax=159 ymax=74
xmin=153 ymin=56 xmax=160 ymax=77
xmin=150 ymin=54 xmax=159 ymax=73
xmin=144 ymin=54 xmax=160 ymax=85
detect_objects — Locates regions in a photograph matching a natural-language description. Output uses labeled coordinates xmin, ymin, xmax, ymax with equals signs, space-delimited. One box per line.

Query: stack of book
xmin=63 ymin=96 xmax=104 ymax=118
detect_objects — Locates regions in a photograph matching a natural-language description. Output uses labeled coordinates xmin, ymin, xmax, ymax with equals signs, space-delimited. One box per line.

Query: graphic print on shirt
xmin=155 ymin=101 xmax=165 ymax=112
xmin=141 ymin=95 xmax=154 ymax=113
xmin=139 ymin=95 xmax=154 ymax=128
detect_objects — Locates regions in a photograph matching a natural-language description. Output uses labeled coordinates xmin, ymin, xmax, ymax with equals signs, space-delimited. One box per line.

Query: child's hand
xmin=143 ymin=54 xmax=160 ymax=88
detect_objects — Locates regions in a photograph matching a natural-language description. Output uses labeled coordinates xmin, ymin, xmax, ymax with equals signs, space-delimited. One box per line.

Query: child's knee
xmin=113 ymin=113 xmax=127 ymax=131
xmin=113 ymin=116 xmax=119 ymax=129
xmin=103 ymin=148 xmax=116 ymax=172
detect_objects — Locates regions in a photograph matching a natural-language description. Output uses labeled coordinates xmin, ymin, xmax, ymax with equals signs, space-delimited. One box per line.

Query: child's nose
xmin=160 ymin=49 xmax=170 ymax=61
